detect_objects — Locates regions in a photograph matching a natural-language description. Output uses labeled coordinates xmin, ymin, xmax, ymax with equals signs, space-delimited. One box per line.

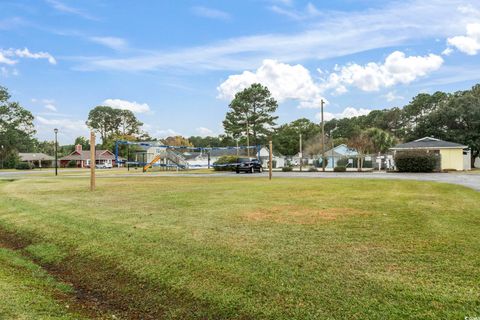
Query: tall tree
xmin=86 ymin=106 xmax=118 ymax=144
xmin=0 ymin=86 xmax=36 ymax=168
xmin=366 ymin=128 xmax=396 ymax=153
xmin=401 ymin=91 xmax=449 ymax=140
xmin=163 ymin=136 xmax=193 ymax=147
xmin=424 ymin=85 xmax=480 ymax=167
xmin=348 ymin=130 xmax=373 ymax=171
xmin=86 ymin=106 xmax=143 ymax=145
xmin=223 ymin=83 xmax=278 ymax=147
xmin=273 ymin=118 xmax=320 ymax=155
xmin=115 ymin=109 xmax=143 ymax=136
xmin=74 ymin=136 xmax=90 ymax=150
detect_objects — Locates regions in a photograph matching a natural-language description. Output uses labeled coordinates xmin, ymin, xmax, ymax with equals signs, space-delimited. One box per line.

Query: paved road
xmin=1 ymin=169 xmax=479 ymax=191
xmin=150 ymin=171 xmax=480 ymax=191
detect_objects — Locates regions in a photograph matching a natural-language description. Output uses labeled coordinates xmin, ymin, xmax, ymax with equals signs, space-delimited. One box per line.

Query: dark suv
xmin=235 ymin=157 xmax=263 ymax=174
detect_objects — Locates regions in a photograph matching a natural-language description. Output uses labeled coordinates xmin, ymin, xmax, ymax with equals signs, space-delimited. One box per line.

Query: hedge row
xmin=213 ymin=155 xmax=239 ymax=171
xmin=394 ymin=151 xmax=438 ymax=172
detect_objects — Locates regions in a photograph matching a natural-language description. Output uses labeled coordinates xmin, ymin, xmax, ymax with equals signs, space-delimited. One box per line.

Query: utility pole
xmin=321 ymin=99 xmax=326 ymax=172
xmin=299 ymin=133 xmax=303 ymax=172
xmin=90 ymin=131 xmax=96 ymax=191
xmin=268 ymin=140 xmax=273 ymax=180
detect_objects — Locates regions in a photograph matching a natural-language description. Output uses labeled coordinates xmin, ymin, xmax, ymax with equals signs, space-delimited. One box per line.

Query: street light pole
xmin=54 ymin=128 xmax=58 ymax=176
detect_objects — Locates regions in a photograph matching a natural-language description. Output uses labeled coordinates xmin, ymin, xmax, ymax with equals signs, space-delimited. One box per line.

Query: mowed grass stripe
xmin=0 ymin=177 xmax=479 ymax=319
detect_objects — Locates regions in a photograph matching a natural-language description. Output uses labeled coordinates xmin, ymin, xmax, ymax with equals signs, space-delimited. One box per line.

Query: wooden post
xmin=299 ymin=133 xmax=302 ymax=172
xmin=90 ymin=131 xmax=96 ymax=191
xmin=321 ymin=99 xmax=326 ymax=172
xmin=269 ymin=140 xmax=273 ymax=180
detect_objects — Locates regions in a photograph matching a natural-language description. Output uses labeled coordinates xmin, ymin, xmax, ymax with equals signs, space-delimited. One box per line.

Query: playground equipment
xmin=143 ymin=154 xmax=161 ymax=172
xmin=115 ymin=140 xmax=262 ymax=172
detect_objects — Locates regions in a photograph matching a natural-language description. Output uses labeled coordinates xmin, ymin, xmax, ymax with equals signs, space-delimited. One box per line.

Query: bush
xmin=308 ymin=167 xmax=318 ymax=172
xmin=282 ymin=166 xmax=293 ymax=172
xmin=394 ymin=151 xmax=437 ymax=172
xmin=213 ymin=155 xmax=239 ymax=171
xmin=67 ymin=160 xmax=77 ymax=168
xmin=334 ymin=166 xmax=346 ymax=172
xmin=2 ymin=151 xmax=20 ymax=169
xmin=15 ymin=162 xmax=34 ymax=170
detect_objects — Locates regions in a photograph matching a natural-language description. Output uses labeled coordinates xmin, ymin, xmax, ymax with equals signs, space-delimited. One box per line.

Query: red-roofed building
xmin=59 ymin=145 xmax=122 ymax=168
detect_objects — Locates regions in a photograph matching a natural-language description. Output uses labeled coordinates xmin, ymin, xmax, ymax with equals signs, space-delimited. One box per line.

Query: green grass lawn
xmin=0 ymin=176 xmax=479 ymax=319
xmin=0 ymin=246 xmax=87 ymax=319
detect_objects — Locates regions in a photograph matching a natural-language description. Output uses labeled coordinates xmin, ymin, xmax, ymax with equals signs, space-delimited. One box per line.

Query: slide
xmin=143 ymin=155 xmax=161 ymax=172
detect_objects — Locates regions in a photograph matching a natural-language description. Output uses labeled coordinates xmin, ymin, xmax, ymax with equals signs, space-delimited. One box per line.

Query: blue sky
xmin=1 ymin=0 xmax=480 ymax=144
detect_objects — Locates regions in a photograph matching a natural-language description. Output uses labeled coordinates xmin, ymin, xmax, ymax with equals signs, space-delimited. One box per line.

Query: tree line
xmin=0 ymin=82 xmax=479 ymax=168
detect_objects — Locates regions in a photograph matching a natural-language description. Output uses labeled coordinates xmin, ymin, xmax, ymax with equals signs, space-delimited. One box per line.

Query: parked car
xmin=235 ymin=157 xmax=263 ymax=174
xmin=95 ymin=162 xmax=112 ymax=169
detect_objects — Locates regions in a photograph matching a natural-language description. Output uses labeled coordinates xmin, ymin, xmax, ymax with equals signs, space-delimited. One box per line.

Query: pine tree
xmin=223 ymin=83 xmax=278 ymax=147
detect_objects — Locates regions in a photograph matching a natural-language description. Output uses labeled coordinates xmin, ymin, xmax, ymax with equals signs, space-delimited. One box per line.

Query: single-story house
xmin=390 ymin=137 xmax=470 ymax=171
xmin=322 ymin=144 xmax=358 ymax=169
xmin=258 ymin=147 xmax=285 ymax=168
xmin=19 ymin=153 xmax=55 ymax=168
xmin=59 ymin=145 xmax=121 ymax=168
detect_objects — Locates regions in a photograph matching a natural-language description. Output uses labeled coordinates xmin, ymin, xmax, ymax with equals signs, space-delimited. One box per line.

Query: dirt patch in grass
xmin=0 ymin=226 xmax=254 ymax=320
xmin=244 ymin=206 xmax=369 ymax=224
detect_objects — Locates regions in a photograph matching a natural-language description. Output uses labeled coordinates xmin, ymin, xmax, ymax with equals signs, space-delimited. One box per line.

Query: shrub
xmin=308 ymin=167 xmax=318 ymax=172
xmin=67 ymin=160 xmax=77 ymax=168
xmin=213 ymin=155 xmax=239 ymax=171
xmin=394 ymin=151 xmax=437 ymax=172
xmin=15 ymin=162 xmax=34 ymax=170
xmin=334 ymin=166 xmax=346 ymax=172
xmin=3 ymin=151 xmax=20 ymax=169
xmin=282 ymin=166 xmax=293 ymax=172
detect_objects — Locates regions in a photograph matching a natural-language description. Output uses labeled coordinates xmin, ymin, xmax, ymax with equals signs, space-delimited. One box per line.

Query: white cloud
xmin=89 ymin=36 xmax=128 ymax=51
xmin=317 ymin=107 xmax=372 ymax=121
xmin=0 ymin=48 xmax=56 ymax=65
xmin=0 ymin=52 xmax=16 ymax=65
xmin=35 ymin=116 xmax=89 ymax=143
xmin=446 ymin=23 xmax=480 ymax=55
xmin=45 ymin=0 xmax=97 ymax=20
xmin=322 ymin=51 xmax=443 ymax=93
xmin=44 ymin=104 xmax=57 ymax=112
xmin=12 ymin=48 xmax=57 ymax=64
xmin=78 ymin=0 xmax=478 ymax=72
xmin=156 ymin=129 xmax=181 ymax=138
xmin=270 ymin=2 xmax=320 ymax=20
xmin=196 ymin=127 xmax=214 ymax=136
xmin=383 ymin=91 xmax=404 ymax=102
xmin=217 ymin=59 xmax=326 ymax=109
xmin=103 ymin=98 xmax=150 ymax=113
xmin=191 ymin=6 xmax=230 ymax=20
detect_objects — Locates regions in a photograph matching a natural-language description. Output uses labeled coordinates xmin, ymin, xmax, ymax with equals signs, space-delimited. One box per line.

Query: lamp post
xmin=54 ymin=128 xmax=58 ymax=176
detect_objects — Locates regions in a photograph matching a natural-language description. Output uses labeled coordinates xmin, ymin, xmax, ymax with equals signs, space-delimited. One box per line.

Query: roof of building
xmin=390 ymin=137 xmax=468 ymax=150
xmin=59 ymin=150 xmax=117 ymax=161
xmin=19 ymin=153 xmax=54 ymax=161
xmin=323 ymin=144 xmax=358 ymax=157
